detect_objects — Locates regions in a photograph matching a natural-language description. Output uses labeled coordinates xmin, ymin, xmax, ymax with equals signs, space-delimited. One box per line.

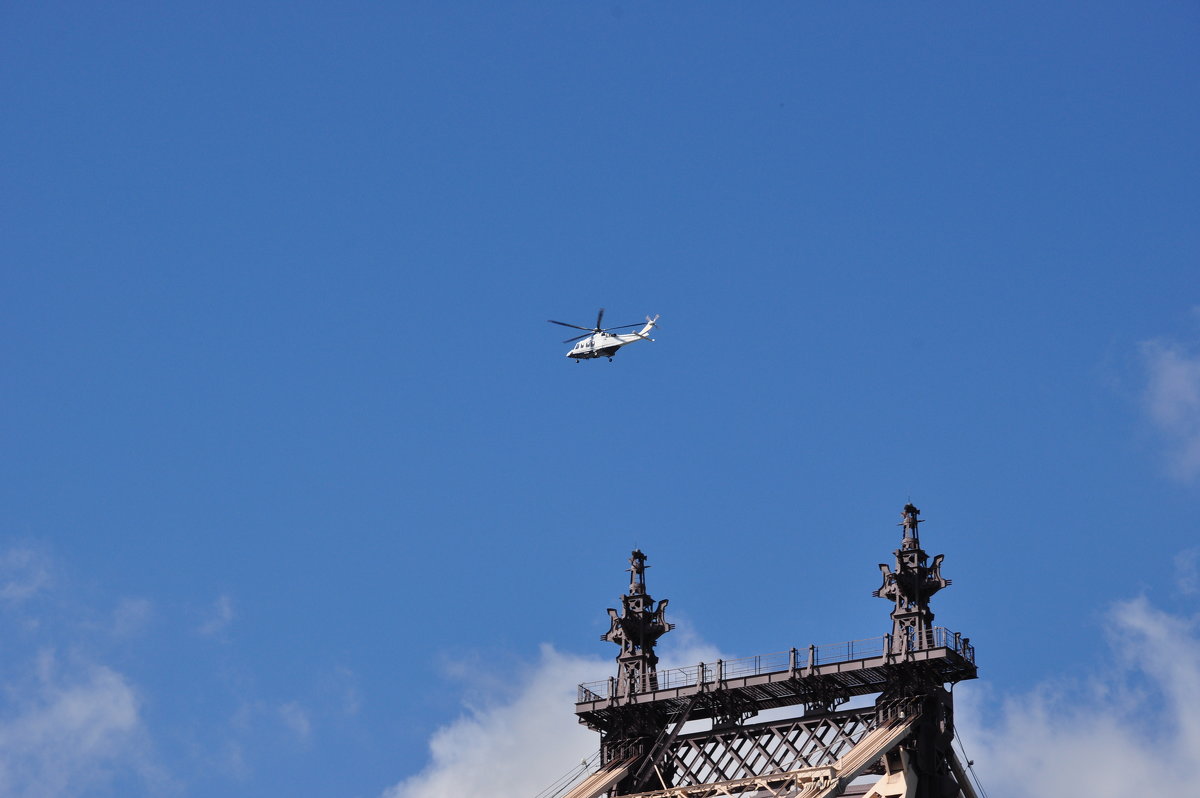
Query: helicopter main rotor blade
xmin=595 ymin=308 xmax=605 ymax=330
xmin=548 ymin=319 xmax=592 ymax=331
xmin=562 ymin=333 xmax=591 ymax=344
xmin=601 ymin=323 xmax=643 ymax=332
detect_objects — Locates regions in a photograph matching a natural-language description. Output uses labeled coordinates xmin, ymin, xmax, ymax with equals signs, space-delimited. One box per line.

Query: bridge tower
xmin=564 ymin=505 xmax=979 ymax=798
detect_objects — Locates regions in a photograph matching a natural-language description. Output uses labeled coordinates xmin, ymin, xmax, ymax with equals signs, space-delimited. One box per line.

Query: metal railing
xmin=577 ymin=627 xmax=974 ymax=702
xmin=812 ymin=635 xmax=888 ymax=665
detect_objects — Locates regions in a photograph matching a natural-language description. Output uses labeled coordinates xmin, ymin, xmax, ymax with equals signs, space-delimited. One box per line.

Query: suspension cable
xmin=952 ymin=723 xmax=990 ymax=798
xmin=532 ymin=750 xmax=601 ymax=798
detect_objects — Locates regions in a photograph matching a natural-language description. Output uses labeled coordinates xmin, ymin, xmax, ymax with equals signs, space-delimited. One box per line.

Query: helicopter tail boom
xmin=634 ymin=315 xmax=659 ymax=341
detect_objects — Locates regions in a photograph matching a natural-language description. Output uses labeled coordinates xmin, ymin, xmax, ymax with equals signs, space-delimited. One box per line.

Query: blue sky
xmin=2 ymin=3 xmax=1198 ymax=797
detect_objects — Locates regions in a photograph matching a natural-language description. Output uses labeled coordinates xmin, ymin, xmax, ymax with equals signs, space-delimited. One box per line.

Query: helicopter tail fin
xmin=635 ymin=315 xmax=659 ymax=341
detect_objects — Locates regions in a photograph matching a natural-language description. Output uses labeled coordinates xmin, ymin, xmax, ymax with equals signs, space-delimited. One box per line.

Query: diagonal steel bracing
xmin=620 ymin=710 xmax=926 ymax=798
xmin=664 ymin=707 xmax=878 ymax=787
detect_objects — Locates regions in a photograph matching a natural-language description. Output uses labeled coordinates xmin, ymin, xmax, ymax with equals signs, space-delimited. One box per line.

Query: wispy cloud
xmin=0 ymin=546 xmax=167 ymax=797
xmin=111 ymin=597 xmax=154 ymax=638
xmin=1140 ymin=337 xmax=1200 ymax=480
xmin=0 ymin=651 xmax=155 ymax=798
xmin=278 ymin=701 xmax=312 ymax=743
xmin=228 ymin=697 xmax=317 ymax=754
xmin=322 ymin=665 xmax=362 ymax=718
xmin=0 ymin=548 xmax=52 ymax=603
xmin=958 ymin=597 xmax=1200 ymax=797
xmin=198 ymin=594 xmax=235 ymax=637
xmin=1175 ymin=548 xmax=1199 ymax=595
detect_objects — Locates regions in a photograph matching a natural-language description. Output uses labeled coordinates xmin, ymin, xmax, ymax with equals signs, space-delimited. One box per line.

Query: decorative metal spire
xmin=874 ymin=504 xmax=952 ymax=656
xmin=602 ymin=550 xmax=674 ymax=696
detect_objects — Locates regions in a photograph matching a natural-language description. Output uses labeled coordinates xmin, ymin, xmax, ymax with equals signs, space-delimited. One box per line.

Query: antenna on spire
xmin=899 ymin=502 xmax=923 ymax=543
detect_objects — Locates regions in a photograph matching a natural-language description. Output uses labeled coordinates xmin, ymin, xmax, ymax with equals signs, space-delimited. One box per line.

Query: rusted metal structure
xmin=563 ymin=506 xmax=979 ymax=798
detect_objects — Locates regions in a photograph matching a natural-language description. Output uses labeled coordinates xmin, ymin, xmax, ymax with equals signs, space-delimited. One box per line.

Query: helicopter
xmin=548 ymin=308 xmax=660 ymax=362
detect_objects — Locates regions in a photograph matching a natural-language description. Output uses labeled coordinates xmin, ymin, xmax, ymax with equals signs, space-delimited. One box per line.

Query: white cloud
xmin=1141 ymin=339 xmax=1200 ymax=480
xmin=0 ymin=651 xmax=153 ymax=798
xmin=381 ymin=629 xmax=727 ymax=798
xmin=657 ymin=624 xmax=724 ymax=668
xmin=380 ymin=645 xmax=605 ymax=798
xmin=957 ymin=597 xmax=1200 ymax=798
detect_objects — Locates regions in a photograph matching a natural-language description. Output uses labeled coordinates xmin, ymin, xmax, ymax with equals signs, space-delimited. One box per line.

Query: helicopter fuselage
xmin=567 ymin=333 xmax=628 ymax=360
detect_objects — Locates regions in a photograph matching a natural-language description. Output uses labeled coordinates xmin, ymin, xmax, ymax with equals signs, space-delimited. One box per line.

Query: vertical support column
xmin=871 ymin=505 xmax=971 ymax=798
xmin=598 ymin=551 xmax=677 ymax=793
xmin=909 ymin=689 xmax=961 ymax=798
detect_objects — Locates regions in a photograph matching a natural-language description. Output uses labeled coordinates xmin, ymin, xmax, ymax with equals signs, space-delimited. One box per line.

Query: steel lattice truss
xmin=663 ymin=707 xmax=877 ymax=787
xmin=570 ymin=517 xmax=980 ymax=798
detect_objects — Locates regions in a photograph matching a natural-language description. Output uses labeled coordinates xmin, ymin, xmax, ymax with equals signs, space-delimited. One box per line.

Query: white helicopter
xmin=548 ymin=308 xmax=660 ymax=362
